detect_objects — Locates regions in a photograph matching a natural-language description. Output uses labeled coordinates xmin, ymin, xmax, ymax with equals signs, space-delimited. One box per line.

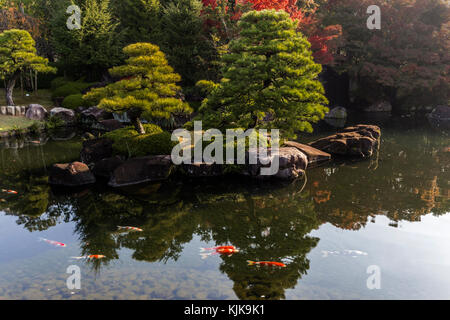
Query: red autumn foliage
xmin=0 ymin=7 xmax=41 ymax=39
xmin=201 ymin=0 xmax=342 ymax=65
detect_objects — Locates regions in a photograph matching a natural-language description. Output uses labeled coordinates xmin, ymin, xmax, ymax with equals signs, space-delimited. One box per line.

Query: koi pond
xmin=0 ymin=115 xmax=448 ymax=300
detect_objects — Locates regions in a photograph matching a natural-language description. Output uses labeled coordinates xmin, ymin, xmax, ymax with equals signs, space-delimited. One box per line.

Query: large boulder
xmin=427 ymin=105 xmax=450 ymax=130
xmin=92 ymin=156 xmax=124 ymax=178
xmin=243 ymin=147 xmax=308 ymax=180
xmin=25 ymin=104 xmax=48 ymax=121
xmin=309 ymin=124 xmax=381 ymax=158
xmin=93 ymin=119 xmax=123 ymax=132
xmin=80 ymin=106 xmax=113 ymax=126
xmin=50 ymin=107 xmax=76 ymax=125
xmin=80 ymin=138 xmax=114 ymax=165
xmin=109 ymin=155 xmax=174 ymax=187
xmin=49 ymin=161 xmax=96 ymax=186
xmin=325 ymin=106 xmax=347 ymax=119
xmin=283 ymin=141 xmax=331 ymax=167
xmin=182 ymin=162 xmax=224 ymax=177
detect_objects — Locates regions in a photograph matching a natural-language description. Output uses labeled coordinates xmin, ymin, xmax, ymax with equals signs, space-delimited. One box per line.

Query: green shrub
xmin=62 ymin=94 xmax=94 ymax=109
xmin=51 ymin=81 xmax=92 ymax=99
xmin=50 ymin=77 xmax=71 ymax=91
xmin=103 ymin=124 xmax=176 ymax=158
xmin=45 ymin=115 xmax=66 ymax=130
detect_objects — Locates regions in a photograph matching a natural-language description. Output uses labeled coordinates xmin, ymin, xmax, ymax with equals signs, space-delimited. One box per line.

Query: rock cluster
xmin=309 ymin=124 xmax=381 ymax=158
xmin=48 ymin=124 xmax=381 ymax=187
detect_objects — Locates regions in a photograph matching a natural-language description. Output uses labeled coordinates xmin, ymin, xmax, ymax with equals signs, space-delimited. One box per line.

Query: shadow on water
xmin=0 ymin=115 xmax=448 ymax=299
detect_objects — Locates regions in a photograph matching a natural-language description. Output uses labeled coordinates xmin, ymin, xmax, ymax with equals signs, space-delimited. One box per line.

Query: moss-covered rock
xmin=103 ymin=124 xmax=176 ymax=158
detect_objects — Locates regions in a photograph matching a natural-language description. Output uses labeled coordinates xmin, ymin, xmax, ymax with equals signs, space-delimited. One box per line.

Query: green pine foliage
xmin=83 ymin=42 xmax=192 ymax=134
xmin=50 ymin=0 xmax=124 ymax=80
xmin=197 ymin=10 xmax=329 ymax=140
xmin=109 ymin=0 xmax=161 ymax=45
xmin=0 ymin=29 xmax=56 ymax=105
xmin=158 ymin=0 xmax=218 ymax=88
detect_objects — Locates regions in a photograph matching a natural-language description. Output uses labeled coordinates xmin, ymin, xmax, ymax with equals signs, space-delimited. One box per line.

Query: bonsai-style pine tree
xmin=83 ymin=43 xmax=192 ymax=135
xmin=0 ymin=29 xmax=55 ymax=106
xmin=199 ymin=9 xmax=329 ymax=139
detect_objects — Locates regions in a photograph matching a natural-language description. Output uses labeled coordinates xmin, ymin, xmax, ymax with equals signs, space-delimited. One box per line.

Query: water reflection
xmin=0 ymin=117 xmax=448 ymax=299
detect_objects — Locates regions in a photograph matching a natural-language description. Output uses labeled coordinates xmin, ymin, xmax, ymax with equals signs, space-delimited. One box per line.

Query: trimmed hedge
xmin=103 ymin=124 xmax=176 ymax=158
xmin=62 ymin=94 xmax=84 ymax=109
xmin=51 ymin=81 xmax=93 ymax=99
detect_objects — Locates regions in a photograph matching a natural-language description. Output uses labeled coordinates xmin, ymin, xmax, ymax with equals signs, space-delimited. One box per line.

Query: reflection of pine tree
xmin=193 ymin=180 xmax=320 ymax=300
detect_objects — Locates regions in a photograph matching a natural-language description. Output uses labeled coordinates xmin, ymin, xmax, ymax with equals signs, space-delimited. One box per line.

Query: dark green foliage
xmin=158 ymin=0 xmax=218 ymax=88
xmin=51 ymin=81 xmax=92 ymax=99
xmin=50 ymin=0 xmax=124 ymax=80
xmin=197 ymin=10 xmax=329 ymax=140
xmin=50 ymin=77 xmax=70 ymax=91
xmin=103 ymin=124 xmax=176 ymax=157
xmin=109 ymin=0 xmax=161 ymax=45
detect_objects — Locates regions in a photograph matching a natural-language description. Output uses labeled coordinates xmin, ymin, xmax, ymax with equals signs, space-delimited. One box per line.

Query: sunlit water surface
xmin=0 ymin=116 xmax=448 ymax=300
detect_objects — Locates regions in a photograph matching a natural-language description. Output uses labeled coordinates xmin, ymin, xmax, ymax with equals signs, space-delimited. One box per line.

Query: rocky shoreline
xmin=47 ymin=124 xmax=381 ymax=188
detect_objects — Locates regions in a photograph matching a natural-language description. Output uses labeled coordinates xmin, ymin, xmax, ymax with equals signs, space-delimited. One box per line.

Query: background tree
xmin=158 ymin=0 xmax=218 ymax=90
xmin=198 ymin=10 xmax=328 ymax=140
xmin=83 ymin=42 xmax=192 ymax=135
xmin=49 ymin=0 xmax=124 ymax=81
xmin=322 ymin=0 xmax=449 ymax=109
xmin=110 ymin=0 xmax=161 ymax=45
xmin=0 ymin=29 xmax=55 ymax=105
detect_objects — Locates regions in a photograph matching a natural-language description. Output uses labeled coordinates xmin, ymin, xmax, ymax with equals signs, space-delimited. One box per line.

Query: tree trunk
xmin=128 ymin=108 xmax=146 ymax=135
xmin=5 ymin=73 xmax=19 ymax=106
xmin=35 ymin=70 xmax=38 ymax=96
xmin=132 ymin=117 xmax=146 ymax=135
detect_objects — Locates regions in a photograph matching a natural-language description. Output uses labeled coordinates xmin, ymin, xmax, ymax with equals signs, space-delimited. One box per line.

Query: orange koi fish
xmin=2 ymin=189 xmax=17 ymax=195
xmin=247 ymin=260 xmax=286 ymax=268
xmin=200 ymin=246 xmax=239 ymax=259
xmin=71 ymin=255 xmax=106 ymax=260
xmin=39 ymin=238 xmax=67 ymax=247
xmin=117 ymin=226 xmax=143 ymax=232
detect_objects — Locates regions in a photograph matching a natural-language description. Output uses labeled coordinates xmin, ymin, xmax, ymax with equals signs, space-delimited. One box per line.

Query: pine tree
xmin=199 ymin=10 xmax=329 ymax=140
xmin=159 ymin=0 xmax=217 ymax=88
xmin=50 ymin=0 xmax=124 ymax=80
xmin=0 ymin=29 xmax=55 ymax=105
xmin=83 ymin=43 xmax=192 ymax=135
xmin=110 ymin=0 xmax=161 ymax=45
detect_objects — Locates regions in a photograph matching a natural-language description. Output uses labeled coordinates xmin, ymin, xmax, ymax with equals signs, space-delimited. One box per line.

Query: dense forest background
xmin=0 ymin=0 xmax=448 ymax=113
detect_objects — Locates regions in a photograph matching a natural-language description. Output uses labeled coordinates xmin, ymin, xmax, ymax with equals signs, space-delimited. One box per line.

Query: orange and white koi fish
xmin=247 ymin=260 xmax=286 ymax=268
xmin=0 ymin=199 xmax=6 ymax=202
xmin=200 ymin=246 xmax=239 ymax=259
xmin=2 ymin=189 xmax=17 ymax=195
xmin=71 ymin=255 xmax=106 ymax=260
xmin=117 ymin=226 xmax=143 ymax=232
xmin=39 ymin=238 xmax=67 ymax=247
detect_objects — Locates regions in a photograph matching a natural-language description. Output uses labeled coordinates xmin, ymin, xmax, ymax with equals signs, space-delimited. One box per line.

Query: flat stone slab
xmin=283 ymin=141 xmax=331 ymax=167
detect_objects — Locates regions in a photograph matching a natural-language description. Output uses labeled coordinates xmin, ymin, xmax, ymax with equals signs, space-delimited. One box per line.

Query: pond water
xmin=0 ymin=116 xmax=448 ymax=300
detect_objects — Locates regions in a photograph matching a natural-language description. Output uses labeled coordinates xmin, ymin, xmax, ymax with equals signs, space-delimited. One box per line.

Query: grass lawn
xmin=0 ymin=89 xmax=55 ymax=110
xmin=0 ymin=115 xmax=37 ymax=133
